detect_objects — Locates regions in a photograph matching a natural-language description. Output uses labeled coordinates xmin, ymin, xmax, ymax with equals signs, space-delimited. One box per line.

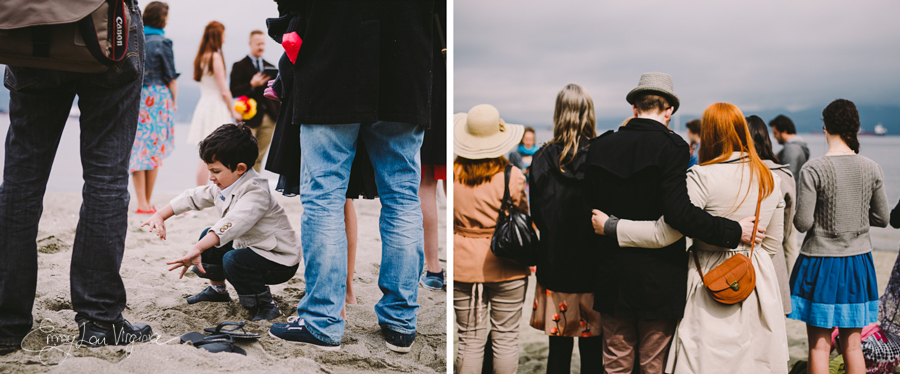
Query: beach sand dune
xmin=1 ymin=192 xmax=446 ymax=373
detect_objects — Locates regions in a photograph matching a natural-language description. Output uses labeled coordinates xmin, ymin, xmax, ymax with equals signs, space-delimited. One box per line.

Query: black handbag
xmin=490 ymin=165 xmax=539 ymax=266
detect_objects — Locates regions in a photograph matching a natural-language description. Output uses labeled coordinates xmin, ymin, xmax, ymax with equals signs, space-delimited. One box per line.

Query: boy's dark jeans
xmin=0 ymin=4 xmax=144 ymax=345
xmin=197 ymin=228 xmax=298 ymax=295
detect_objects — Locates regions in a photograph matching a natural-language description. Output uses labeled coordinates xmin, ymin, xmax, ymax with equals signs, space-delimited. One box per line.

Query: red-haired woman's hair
xmin=454 ymin=156 xmax=509 ymax=187
xmin=699 ymin=103 xmax=775 ymax=207
xmin=193 ymin=21 xmax=225 ymax=81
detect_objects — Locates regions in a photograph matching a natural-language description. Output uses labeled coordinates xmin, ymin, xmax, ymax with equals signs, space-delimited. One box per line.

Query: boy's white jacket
xmin=170 ymin=169 xmax=301 ymax=267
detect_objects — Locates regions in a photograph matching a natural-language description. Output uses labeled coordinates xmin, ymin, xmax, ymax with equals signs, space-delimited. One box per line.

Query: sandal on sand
xmin=203 ymin=321 xmax=260 ymax=339
xmin=180 ymin=332 xmax=246 ymax=355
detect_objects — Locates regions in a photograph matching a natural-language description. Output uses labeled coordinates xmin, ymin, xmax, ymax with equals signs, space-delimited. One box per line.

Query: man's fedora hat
xmin=454 ymin=104 xmax=524 ymax=159
xmin=626 ymin=72 xmax=680 ymax=113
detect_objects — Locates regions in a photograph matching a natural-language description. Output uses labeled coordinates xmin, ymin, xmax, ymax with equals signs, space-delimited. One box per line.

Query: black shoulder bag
xmin=490 ymin=165 xmax=539 ymax=266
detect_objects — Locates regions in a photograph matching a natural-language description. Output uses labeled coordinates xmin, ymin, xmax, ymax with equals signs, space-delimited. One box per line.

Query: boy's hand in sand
xmin=739 ymin=216 xmax=766 ymax=245
xmin=167 ymin=248 xmax=205 ymax=279
xmin=142 ymin=213 xmax=167 ymax=240
xmin=592 ymin=209 xmax=609 ymax=235
xmin=141 ymin=204 xmax=175 ymax=240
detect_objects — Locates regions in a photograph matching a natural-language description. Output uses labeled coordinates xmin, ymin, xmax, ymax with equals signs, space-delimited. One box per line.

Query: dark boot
xmin=238 ymin=287 xmax=283 ymax=321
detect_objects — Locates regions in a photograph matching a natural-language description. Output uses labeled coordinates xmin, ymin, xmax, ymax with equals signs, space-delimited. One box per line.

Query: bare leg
xmin=807 ymin=324 xmax=833 ymax=374
xmin=419 ymin=165 xmax=442 ymax=273
xmin=145 ymin=167 xmax=159 ymax=208
xmin=132 ymin=170 xmax=150 ymax=211
xmin=838 ymin=327 xmax=865 ymax=374
xmin=196 ymin=159 xmax=207 ymax=186
xmin=342 ymin=199 xmax=358 ymax=319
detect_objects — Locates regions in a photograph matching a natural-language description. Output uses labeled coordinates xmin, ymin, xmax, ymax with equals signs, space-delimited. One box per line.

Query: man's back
xmin=586 ymin=118 xmax=691 ymax=319
xmin=777 ymin=136 xmax=810 ymax=178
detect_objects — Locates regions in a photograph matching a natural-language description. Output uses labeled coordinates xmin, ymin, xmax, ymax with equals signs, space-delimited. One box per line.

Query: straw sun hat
xmin=625 ymin=72 xmax=680 ymax=113
xmin=454 ymin=104 xmax=524 ymax=159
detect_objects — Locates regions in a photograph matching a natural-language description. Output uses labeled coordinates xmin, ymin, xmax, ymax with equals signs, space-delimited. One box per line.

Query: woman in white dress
xmin=593 ymin=103 xmax=788 ymax=373
xmin=187 ymin=21 xmax=242 ymax=185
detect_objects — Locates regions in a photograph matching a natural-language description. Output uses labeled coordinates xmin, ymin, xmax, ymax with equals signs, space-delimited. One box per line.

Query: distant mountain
xmin=683 ymin=105 xmax=900 ymax=135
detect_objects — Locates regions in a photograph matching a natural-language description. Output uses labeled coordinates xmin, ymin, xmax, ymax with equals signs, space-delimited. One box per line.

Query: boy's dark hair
xmin=769 ymin=114 xmax=796 ymax=134
xmin=685 ymin=119 xmax=701 ymax=135
xmin=199 ymin=124 xmax=258 ymax=171
xmin=633 ymin=93 xmax=670 ymax=115
xmin=143 ymin=2 xmax=169 ymax=29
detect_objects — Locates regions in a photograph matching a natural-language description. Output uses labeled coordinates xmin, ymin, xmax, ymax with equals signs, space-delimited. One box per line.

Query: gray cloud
xmin=453 ymin=1 xmax=900 ymax=126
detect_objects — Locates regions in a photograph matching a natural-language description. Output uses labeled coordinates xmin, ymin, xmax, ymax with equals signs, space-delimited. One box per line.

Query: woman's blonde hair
xmin=548 ymin=84 xmax=596 ymax=171
xmin=699 ymin=103 xmax=775 ymax=209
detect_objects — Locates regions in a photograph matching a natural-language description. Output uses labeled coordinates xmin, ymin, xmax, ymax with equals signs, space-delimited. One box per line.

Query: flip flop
xmin=203 ymin=321 xmax=260 ymax=339
xmin=180 ymin=332 xmax=246 ymax=355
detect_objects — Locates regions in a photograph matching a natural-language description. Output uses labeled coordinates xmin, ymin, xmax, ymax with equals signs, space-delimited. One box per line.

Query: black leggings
xmin=547 ymin=335 xmax=604 ymax=374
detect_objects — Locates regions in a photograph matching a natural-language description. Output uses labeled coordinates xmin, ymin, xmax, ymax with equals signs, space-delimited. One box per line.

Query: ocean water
xmin=532 ymin=126 xmax=900 ymax=251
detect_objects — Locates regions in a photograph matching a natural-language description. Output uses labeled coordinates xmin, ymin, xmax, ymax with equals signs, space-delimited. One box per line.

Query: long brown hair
xmin=549 ymin=84 xmax=595 ymax=171
xmin=193 ymin=21 xmax=225 ymax=82
xmin=454 ymin=156 xmax=509 ymax=187
xmin=699 ymin=103 xmax=775 ymax=208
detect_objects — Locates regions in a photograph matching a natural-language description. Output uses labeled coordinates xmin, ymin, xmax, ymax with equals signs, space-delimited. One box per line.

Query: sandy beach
xmin=0 ymin=191 xmax=447 ymax=373
xmin=515 ymin=248 xmax=900 ymax=372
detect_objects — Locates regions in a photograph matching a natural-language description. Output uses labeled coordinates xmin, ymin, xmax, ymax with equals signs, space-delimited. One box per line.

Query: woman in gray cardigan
xmin=789 ymin=99 xmax=890 ymax=374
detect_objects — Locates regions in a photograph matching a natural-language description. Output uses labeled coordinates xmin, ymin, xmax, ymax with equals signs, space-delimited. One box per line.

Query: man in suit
xmin=230 ymin=30 xmax=280 ymax=172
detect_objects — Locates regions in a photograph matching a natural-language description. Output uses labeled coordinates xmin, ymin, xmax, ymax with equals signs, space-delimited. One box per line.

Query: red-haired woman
xmin=594 ymin=103 xmax=788 ymax=373
xmin=453 ymin=104 xmax=530 ymax=374
xmin=186 ymin=21 xmax=242 ymax=186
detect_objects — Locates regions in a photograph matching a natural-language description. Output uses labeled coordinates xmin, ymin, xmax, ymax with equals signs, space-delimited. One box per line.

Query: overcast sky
xmin=453 ymin=1 xmax=900 ymax=126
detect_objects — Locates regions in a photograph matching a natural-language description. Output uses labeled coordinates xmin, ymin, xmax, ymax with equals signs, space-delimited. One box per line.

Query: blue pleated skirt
xmin=788 ymin=252 xmax=879 ymax=328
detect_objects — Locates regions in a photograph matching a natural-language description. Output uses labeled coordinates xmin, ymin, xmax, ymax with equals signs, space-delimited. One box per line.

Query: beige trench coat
xmin=615 ymin=152 xmax=788 ymax=374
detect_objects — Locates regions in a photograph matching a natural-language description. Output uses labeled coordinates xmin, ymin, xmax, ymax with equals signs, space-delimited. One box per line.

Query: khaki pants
xmin=250 ymin=114 xmax=276 ymax=172
xmin=600 ymin=313 xmax=676 ymax=374
xmin=453 ymin=278 xmax=527 ymax=374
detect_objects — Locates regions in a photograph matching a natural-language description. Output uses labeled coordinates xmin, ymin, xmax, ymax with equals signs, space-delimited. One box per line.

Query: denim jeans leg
xmin=0 ymin=68 xmax=77 ymax=344
xmin=295 ymin=123 xmax=359 ymax=345
xmin=70 ymin=8 xmax=144 ymax=324
xmin=359 ymin=121 xmax=425 ymax=335
xmin=222 ymin=248 xmax=298 ymax=295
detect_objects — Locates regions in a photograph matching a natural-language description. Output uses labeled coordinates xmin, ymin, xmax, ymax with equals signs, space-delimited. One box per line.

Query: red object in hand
xmin=282 ymin=32 xmax=302 ymax=64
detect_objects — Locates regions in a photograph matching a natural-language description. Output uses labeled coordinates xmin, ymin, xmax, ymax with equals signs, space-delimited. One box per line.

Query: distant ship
xmin=859 ymin=123 xmax=888 ymax=136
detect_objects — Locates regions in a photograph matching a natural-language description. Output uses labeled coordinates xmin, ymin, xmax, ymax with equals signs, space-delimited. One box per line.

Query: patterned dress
xmin=129 ymin=85 xmax=174 ymax=173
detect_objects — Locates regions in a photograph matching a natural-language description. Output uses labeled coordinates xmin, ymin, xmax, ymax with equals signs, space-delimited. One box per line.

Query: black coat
xmin=587 ymin=118 xmax=742 ymax=319
xmin=530 ymin=140 xmax=600 ymax=293
xmin=230 ymin=56 xmax=280 ymax=128
xmin=286 ymin=0 xmax=434 ymax=127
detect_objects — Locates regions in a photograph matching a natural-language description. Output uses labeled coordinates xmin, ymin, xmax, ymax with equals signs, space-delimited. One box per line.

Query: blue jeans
xmin=0 ymin=4 xmax=144 ymax=345
xmin=196 ymin=228 xmax=298 ymax=295
xmin=296 ymin=122 xmax=424 ymax=345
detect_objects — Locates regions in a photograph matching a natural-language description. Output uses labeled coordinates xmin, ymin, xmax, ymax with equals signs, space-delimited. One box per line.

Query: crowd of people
xmin=453 ymin=72 xmax=900 ymax=374
xmin=0 ymin=0 xmax=446 ymax=356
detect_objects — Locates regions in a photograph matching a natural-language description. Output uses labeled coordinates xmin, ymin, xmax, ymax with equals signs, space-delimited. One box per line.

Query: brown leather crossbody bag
xmin=693 ymin=197 xmax=762 ymax=304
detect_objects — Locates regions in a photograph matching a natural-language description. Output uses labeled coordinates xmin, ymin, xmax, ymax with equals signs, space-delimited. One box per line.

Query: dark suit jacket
xmin=586 ymin=118 xmax=742 ymax=319
xmin=230 ymin=56 xmax=280 ymax=128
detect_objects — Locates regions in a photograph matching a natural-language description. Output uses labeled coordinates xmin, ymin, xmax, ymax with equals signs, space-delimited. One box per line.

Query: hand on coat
xmin=739 ymin=216 xmax=766 ymax=245
xmin=592 ymin=209 xmax=609 ymax=235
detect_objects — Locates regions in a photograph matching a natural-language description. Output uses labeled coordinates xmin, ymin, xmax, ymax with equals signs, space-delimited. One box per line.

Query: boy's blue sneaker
xmin=268 ymin=317 xmax=340 ymax=351
xmin=381 ymin=326 xmax=415 ymax=353
xmin=419 ymin=269 xmax=444 ymax=291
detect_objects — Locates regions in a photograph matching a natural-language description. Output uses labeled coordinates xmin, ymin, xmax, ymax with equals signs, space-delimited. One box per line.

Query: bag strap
xmin=78 ymin=0 xmax=130 ymax=66
xmin=693 ymin=193 xmax=763 ymax=279
xmin=500 ymin=164 xmax=513 ymax=213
